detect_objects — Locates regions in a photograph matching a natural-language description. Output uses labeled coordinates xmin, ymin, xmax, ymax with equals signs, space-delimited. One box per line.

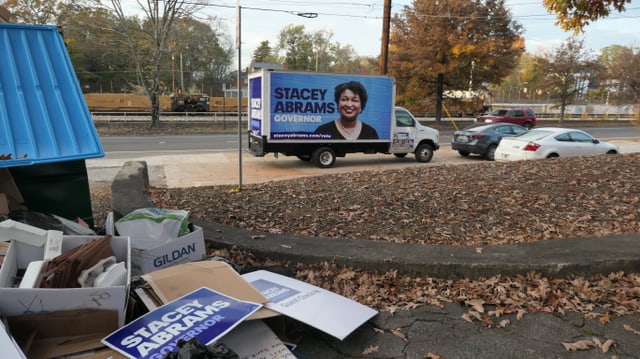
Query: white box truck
xmin=247 ymin=70 xmax=440 ymax=168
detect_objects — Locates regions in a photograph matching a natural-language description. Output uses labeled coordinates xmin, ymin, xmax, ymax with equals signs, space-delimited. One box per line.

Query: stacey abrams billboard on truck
xmin=249 ymin=71 xmax=394 ymax=141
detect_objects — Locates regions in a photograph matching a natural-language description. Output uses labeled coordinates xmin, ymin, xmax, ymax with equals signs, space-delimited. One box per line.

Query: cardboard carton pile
xmin=0 ymin=189 xmax=378 ymax=359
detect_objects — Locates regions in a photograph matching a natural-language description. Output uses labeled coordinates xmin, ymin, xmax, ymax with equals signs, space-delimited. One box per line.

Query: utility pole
xmin=379 ymin=0 xmax=391 ymax=75
xmin=236 ymin=2 xmax=243 ymax=191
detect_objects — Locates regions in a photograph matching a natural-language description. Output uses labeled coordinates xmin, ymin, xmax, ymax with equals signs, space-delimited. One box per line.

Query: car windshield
xmin=515 ymin=129 xmax=554 ymax=140
xmin=488 ymin=109 xmax=508 ymax=116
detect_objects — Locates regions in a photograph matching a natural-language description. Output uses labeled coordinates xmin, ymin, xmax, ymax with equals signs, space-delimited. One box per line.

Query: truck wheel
xmin=415 ymin=143 xmax=434 ymax=163
xmin=312 ymin=147 xmax=336 ymax=168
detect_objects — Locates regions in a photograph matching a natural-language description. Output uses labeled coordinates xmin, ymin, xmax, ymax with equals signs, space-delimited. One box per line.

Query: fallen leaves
xmin=89 ymin=151 xmax=640 ymax=332
xmin=361 ymin=345 xmax=378 ymax=355
xmin=424 ymin=353 xmax=443 ymax=359
xmin=465 ymin=299 xmax=485 ymax=313
xmin=561 ymin=337 xmax=616 ymax=353
xmin=391 ymin=328 xmax=407 ymax=341
xmin=623 ymin=324 xmax=640 ymax=335
xmin=562 ymin=339 xmax=594 ymax=351
xmin=150 ymin=154 xmax=640 ymax=247
xmin=290 ymin=262 xmax=640 ymax=328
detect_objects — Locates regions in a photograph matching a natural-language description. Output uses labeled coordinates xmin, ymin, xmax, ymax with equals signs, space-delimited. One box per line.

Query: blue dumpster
xmin=0 ymin=23 xmax=104 ymax=227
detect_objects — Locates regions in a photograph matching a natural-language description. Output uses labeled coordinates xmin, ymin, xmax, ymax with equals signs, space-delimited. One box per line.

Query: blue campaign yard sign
xmin=102 ymin=287 xmax=261 ymax=359
xmin=266 ymin=72 xmax=393 ymax=140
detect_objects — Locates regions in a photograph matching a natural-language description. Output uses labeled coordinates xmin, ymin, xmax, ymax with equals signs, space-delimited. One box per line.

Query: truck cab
xmin=389 ymin=106 xmax=440 ymax=162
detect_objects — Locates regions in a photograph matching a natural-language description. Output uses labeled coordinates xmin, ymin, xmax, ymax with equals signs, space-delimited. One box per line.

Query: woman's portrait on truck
xmin=315 ymin=81 xmax=379 ymax=140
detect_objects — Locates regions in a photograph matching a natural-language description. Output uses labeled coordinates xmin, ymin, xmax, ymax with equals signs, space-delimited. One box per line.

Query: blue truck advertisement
xmin=247 ymin=70 xmax=439 ymax=168
xmin=250 ymin=71 xmax=394 ymax=141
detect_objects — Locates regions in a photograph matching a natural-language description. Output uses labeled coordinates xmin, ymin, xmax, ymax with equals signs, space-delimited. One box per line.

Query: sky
xmin=125 ymin=0 xmax=640 ymax=69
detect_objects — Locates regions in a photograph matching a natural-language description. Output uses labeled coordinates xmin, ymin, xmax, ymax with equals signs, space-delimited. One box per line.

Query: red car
xmin=475 ymin=107 xmax=537 ymax=129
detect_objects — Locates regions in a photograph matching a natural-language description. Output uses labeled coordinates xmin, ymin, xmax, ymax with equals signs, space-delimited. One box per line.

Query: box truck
xmin=247 ymin=70 xmax=440 ymax=168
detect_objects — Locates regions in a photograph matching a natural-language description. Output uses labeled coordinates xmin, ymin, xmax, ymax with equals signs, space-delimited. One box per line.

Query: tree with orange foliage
xmin=544 ymin=0 xmax=632 ymax=33
xmin=389 ymin=0 xmax=524 ymax=121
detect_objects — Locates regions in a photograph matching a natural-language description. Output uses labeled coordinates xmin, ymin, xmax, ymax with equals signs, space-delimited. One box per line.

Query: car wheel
xmin=458 ymin=150 xmax=470 ymax=157
xmin=484 ymin=144 xmax=497 ymax=161
xmin=547 ymin=153 xmax=559 ymax=158
xmin=606 ymin=150 xmax=618 ymax=154
xmin=312 ymin=146 xmax=336 ymax=168
xmin=523 ymin=122 xmax=533 ymax=130
xmin=415 ymin=143 xmax=434 ymax=163
xmin=394 ymin=153 xmax=408 ymax=158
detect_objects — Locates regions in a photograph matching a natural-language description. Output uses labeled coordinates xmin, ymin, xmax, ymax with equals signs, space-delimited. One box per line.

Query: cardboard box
xmin=5 ymin=309 xmax=119 ymax=359
xmin=106 ymin=212 xmax=206 ymax=276
xmin=139 ymin=260 xmax=279 ymax=320
xmin=0 ymin=235 xmax=131 ymax=326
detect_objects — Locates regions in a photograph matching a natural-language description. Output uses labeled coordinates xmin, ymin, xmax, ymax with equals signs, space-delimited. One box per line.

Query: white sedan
xmin=494 ymin=127 xmax=619 ymax=161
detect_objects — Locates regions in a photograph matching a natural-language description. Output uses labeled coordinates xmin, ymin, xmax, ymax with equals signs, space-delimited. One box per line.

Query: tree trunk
xmin=150 ymin=92 xmax=160 ymax=128
xmin=150 ymin=59 xmax=161 ymax=128
xmin=559 ymin=97 xmax=567 ymax=124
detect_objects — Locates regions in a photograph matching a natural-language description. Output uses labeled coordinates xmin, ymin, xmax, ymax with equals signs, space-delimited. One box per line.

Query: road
xmin=97 ymin=126 xmax=640 ymax=157
xmin=87 ymin=126 xmax=640 ymax=188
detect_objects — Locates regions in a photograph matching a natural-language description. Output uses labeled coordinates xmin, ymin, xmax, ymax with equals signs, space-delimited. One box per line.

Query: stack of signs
xmin=102 ymin=287 xmax=261 ymax=359
xmin=242 ymin=270 xmax=379 ymax=340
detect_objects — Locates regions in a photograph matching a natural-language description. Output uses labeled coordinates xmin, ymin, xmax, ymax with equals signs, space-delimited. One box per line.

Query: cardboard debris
xmin=0 ymin=213 xmax=380 ymax=359
xmin=242 ymin=269 xmax=379 ymax=340
xmin=219 ymin=319 xmax=296 ymax=359
xmin=0 ymin=234 xmax=131 ymax=326
xmin=6 ymin=309 xmax=119 ymax=359
xmin=139 ymin=260 xmax=279 ymax=320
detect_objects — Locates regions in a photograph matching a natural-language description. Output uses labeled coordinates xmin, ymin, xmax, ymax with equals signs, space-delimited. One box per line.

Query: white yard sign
xmin=242 ymin=270 xmax=378 ymax=340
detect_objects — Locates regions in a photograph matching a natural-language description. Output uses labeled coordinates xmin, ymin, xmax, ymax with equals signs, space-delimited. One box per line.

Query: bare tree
xmin=599 ymin=45 xmax=640 ymax=107
xmin=97 ymin=0 xmax=206 ymax=127
xmin=538 ymin=37 xmax=597 ymax=122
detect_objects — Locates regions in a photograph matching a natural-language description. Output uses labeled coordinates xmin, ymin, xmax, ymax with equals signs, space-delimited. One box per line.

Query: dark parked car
xmin=475 ymin=107 xmax=537 ymax=129
xmin=451 ymin=123 xmax=528 ymax=160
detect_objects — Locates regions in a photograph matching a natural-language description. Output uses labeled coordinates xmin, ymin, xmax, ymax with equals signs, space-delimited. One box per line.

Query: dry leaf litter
xmin=90 ymin=152 xmax=640 ymax=329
